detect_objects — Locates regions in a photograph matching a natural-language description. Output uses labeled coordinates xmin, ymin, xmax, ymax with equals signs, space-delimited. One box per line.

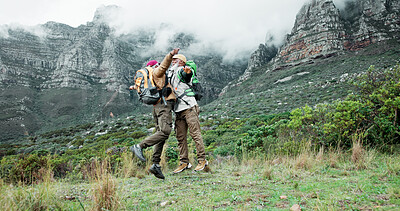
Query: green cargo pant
xmin=175 ymin=105 xmax=206 ymax=163
xmin=139 ymin=100 xmax=173 ymax=164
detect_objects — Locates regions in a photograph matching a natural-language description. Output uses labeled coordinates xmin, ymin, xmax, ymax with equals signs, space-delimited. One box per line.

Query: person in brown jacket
xmin=130 ymin=48 xmax=180 ymax=179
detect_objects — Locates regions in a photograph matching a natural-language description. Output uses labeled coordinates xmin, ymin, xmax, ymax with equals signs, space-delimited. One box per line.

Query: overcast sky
xmin=0 ymin=0 xmax=352 ymax=60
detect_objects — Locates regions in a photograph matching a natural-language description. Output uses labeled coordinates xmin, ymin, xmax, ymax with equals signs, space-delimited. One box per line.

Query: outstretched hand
xmin=183 ymin=66 xmax=192 ymax=74
xmin=170 ymin=48 xmax=180 ymax=56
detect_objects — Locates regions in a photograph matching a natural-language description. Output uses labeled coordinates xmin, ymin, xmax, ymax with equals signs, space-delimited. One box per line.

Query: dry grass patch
xmin=144 ymin=150 xmax=153 ymax=174
xmin=316 ymin=146 xmax=324 ymax=161
xmin=119 ymin=152 xmax=138 ymax=178
xmin=262 ymin=164 xmax=274 ymax=180
xmin=89 ymin=158 xmax=120 ymax=211
xmin=0 ymin=167 xmax=60 ymax=211
xmin=328 ymin=148 xmax=341 ymax=168
xmin=386 ymin=155 xmax=400 ymax=176
xmin=294 ymin=152 xmax=314 ymax=170
xmin=351 ymin=141 xmax=365 ymax=169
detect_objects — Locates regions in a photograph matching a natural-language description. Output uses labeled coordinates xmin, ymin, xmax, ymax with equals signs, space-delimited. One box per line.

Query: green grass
xmin=1 ymin=150 xmax=399 ymax=210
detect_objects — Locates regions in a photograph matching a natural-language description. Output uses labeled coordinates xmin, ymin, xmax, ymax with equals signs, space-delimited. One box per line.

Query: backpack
xmin=178 ymin=60 xmax=204 ymax=101
xmin=133 ymin=67 xmax=163 ymax=105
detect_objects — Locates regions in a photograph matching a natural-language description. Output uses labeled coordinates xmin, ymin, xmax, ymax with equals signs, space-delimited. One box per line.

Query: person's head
xmin=172 ymin=54 xmax=187 ymax=67
xmin=146 ymin=60 xmax=159 ymax=68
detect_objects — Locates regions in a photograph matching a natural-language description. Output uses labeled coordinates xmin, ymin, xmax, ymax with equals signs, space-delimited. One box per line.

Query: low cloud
xmin=0 ymin=24 xmax=46 ymax=38
xmin=95 ymin=0 xmax=310 ymax=61
xmin=333 ymin=0 xmax=357 ymax=11
xmin=1 ymin=0 xmax=355 ymax=61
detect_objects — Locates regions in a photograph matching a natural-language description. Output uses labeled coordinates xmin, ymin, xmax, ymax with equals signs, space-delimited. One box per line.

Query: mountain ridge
xmin=1 ymin=0 xmax=399 ymax=142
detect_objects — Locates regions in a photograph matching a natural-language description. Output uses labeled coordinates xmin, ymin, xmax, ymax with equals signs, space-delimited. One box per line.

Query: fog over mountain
xmin=334 ymin=0 xmax=356 ymax=10
xmin=0 ymin=0 xmax=363 ymax=61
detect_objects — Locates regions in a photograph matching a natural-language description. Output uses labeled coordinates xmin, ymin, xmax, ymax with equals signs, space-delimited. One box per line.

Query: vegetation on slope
xmin=0 ymin=57 xmax=399 ymax=210
xmin=202 ymin=40 xmax=400 ymax=118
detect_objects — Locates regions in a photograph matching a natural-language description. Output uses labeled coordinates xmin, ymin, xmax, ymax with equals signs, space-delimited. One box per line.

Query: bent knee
xmin=160 ymin=127 xmax=172 ymax=136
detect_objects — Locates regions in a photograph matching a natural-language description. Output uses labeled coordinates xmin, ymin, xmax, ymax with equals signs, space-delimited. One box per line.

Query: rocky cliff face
xmin=273 ymin=0 xmax=346 ymax=67
xmin=220 ymin=43 xmax=277 ymax=95
xmin=220 ymin=0 xmax=399 ymax=98
xmin=0 ymin=9 xmax=247 ymax=142
xmin=245 ymin=0 xmax=400 ymax=71
xmin=342 ymin=0 xmax=400 ymax=51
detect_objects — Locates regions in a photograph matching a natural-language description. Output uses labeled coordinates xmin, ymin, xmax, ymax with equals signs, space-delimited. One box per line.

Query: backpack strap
xmin=175 ymin=67 xmax=196 ymax=106
xmin=136 ymin=69 xmax=149 ymax=89
xmin=176 ymin=94 xmax=191 ymax=106
xmin=144 ymin=67 xmax=156 ymax=87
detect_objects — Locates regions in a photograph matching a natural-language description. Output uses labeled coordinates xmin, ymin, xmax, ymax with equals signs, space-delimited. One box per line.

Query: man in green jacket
xmin=130 ymin=48 xmax=180 ymax=179
xmin=167 ymin=54 xmax=208 ymax=173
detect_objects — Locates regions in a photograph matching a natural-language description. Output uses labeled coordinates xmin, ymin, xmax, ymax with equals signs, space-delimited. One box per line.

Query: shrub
xmin=235 ymin=119 xmax=289 ymax=157
xmin=286 ymin=64 xmax=400 ymax=149
xmin=5 ymin=154 xmax=56 ymax=184
xmin=130 ymin=131 xmax=147 ymax=139
xmin=214 ymin=143 xmax=235 ymax=156
xmin=166 ymin=146 xmax=179 ymax=165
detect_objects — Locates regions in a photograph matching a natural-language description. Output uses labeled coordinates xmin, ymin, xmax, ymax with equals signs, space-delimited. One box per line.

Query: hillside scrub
xmin=287 ymin=64 xmax=400 ymax=150
xmin=204 ymin=41 xmax=400 ymax=118
xmin=1 ymin=63 xmax=400 ymax=184
xmin=0 ymin=63 xmax=399 ymax=209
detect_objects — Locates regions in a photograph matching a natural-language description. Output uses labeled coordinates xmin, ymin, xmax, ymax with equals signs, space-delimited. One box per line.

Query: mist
xmin=1 ymin=0 xmax=355 ymax=61
xmin=84 ymin=0 xmax=311 ymax=61
xmin=333 ymin=0 xmax=357 ymax=11
xmin=0 ymin=24 xmax=46 ymax=39
xmin=89 ymin=0 xmax=358 ymax=61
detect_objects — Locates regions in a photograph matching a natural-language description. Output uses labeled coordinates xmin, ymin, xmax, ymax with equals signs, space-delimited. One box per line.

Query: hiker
xmin=130 ymin=48 xmax=180 ymax=179
xmin=167 ymin=54 xmax=208 ymax=173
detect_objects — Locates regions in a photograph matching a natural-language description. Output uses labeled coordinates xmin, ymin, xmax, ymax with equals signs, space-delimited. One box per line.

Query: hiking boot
xmin=149 ymin=164 xmax=165 ymax=179
xmin=194 ymin=160 xmax=208 ymax=171
xmin=173 ymin=162 xmax=192 ymax=174
xmin=130 ymin=144 xmax=146 ymax=162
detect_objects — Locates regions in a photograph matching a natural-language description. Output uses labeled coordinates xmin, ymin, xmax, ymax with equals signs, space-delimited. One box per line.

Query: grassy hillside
xmin=201 ymin=40 xmax=400 ymax=118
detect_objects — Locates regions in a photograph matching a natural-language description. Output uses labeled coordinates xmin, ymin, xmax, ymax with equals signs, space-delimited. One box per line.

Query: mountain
xmin=1 ymin=0 xmax=399 ymax=142
xmin=241 ymin=0 xmax=400 ymax=74
xmin=209 ymin=0 xmax=400 ymax=117
xmin=0 ymin=7 xmax=247 ymax=142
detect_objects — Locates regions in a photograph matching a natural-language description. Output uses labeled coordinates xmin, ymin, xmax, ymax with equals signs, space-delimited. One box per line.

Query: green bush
xmin=130 ymin=131 xmax=147 ymax=139
xmin=214 ymin=143 xmax=235 ymax=156
xmin=166 ymin=146 xmax=179 ymax=165
xmin=5 ymin=154 xmax=50 ymax=184
xmin=235 ymin=119 xmax=289 ymax=156
xmin=287 ymin=64 xmax=400 ymax=149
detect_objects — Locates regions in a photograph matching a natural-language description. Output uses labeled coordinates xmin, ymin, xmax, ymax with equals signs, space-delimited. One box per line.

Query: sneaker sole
xmin=149 ymin=168 xmax=165 ymax=179
xmin=132 ymin=145 xmax=146 ymax=162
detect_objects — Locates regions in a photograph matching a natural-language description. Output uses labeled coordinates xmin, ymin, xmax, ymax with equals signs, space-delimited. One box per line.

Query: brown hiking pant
xmin=175 ymin=105 xmax=206 ymax=163
xmin=139 ymin=100 xmax=173 ymax=164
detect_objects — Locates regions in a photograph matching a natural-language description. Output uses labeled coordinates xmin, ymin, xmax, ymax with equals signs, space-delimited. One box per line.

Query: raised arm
xmin=153 ymin=48 xmax=180 ymax=77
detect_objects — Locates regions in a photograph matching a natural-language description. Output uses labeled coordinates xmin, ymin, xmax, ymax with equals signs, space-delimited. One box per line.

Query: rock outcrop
xmin=273 ymin=0 xmax=346 ymax=66
xmin=242 ymin=0 xmax=400 ymax=72
xmin=342 ymin=0 xmax=400 ymax=51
